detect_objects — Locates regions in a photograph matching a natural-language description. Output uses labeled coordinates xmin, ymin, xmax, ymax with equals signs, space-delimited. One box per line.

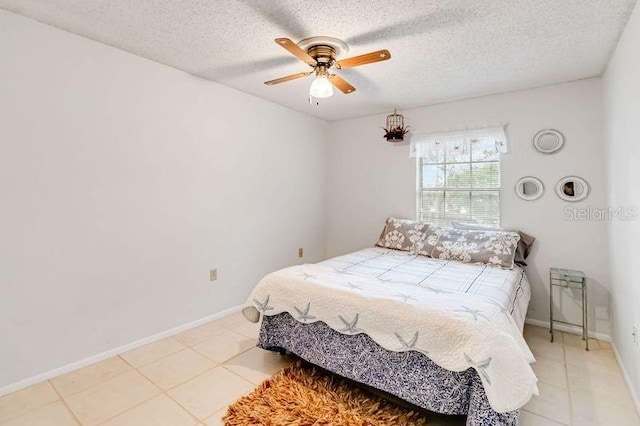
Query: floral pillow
xmin=451 ymin=221 xmax=535 ymax=267
xmin=421 ymin=227 xmax=521 ymax=269
xmin=375 ymin=217 xmax=432 ymax=254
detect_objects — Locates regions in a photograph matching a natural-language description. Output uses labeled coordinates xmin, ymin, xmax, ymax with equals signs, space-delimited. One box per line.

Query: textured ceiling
xmin=0 ymin=0 xmax=636 ymax=120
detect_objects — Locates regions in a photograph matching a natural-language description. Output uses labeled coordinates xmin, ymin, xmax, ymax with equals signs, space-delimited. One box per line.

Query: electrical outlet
xmin=633 ymin=324 xmax=638 ymax=346
xmin=298 ymin=248 xmax=304 ymax=258
xmin=210 ymin=269 xmax=217 ymax=281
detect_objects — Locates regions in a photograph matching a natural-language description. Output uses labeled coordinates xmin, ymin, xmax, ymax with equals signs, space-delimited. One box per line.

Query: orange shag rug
xmin=223 ymin=361 xmax=429 ymax=425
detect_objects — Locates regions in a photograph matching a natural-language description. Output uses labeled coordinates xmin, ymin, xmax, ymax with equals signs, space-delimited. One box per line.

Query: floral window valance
xmin=409 ymin=126 xmax=509 ymax=159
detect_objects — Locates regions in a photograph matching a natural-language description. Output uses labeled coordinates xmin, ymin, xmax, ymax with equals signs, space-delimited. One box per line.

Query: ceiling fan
xmin=264 ymin=36 xmax=391 ymax=99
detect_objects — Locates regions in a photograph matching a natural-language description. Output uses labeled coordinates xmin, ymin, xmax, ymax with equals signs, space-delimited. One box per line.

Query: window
xmin=414 ymin=128 xmax=504 ymax=227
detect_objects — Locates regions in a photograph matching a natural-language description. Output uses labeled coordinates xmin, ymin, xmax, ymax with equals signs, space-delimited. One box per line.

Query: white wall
xmin=603 ymin=1 xmax=640 ymax=403
xmin=326 ymin=79 xmax=610 ymax=335
xmin=0 ymin=10 xmax=326 ymax=390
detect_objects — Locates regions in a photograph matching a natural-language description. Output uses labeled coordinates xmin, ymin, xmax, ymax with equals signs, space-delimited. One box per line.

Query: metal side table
xmin=549 ymin=268 xmax=588 ymax=350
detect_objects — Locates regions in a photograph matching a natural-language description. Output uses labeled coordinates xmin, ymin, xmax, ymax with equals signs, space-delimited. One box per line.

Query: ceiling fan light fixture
xmin=266 ymin=37 xmax=391 ymax=98
xmin=309 ymin=74 xmax=333 ymax=98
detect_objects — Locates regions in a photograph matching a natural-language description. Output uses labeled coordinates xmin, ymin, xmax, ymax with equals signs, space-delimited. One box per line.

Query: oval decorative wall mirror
xmin=533 ymin=129 xmax=564 ymax=154
xmin=515 ymin=177 xmax=544 ymax=201
xmin=556 ymin=176 xmax=590 ymax=202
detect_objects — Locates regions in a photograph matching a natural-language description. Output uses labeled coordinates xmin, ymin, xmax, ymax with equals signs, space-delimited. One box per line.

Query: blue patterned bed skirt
xmin=258 ymin=313 xmax=519 ymax=426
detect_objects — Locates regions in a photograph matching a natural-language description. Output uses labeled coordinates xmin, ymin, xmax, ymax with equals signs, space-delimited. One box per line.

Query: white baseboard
xmin=526 ymin=317 xmax=640 ymax=416
xmin=5 ymin=310 xmax=638 ymax=418
xmin=0 ymin=304 xmax=245 ymax=397
xmin=610 ymin=341 xmax=640 ymax=416
xmin=524 ymin=317 xmax=611 ymax=342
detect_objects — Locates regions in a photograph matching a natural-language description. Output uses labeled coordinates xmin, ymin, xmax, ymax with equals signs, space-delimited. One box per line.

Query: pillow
xmin=376 ymin=217 xmax=433 ymax=254
xmin=451 ymin=222 xmax=535 ymax=267
xmin=422 ymin=226 xmax=521 ymax=269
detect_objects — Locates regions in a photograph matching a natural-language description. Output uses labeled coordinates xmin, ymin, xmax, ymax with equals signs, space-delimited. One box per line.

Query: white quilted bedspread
xmin=247 ymin=248 xmax=538 ymax=413
xmin=321 ymin=248 xmax=531 ymax=331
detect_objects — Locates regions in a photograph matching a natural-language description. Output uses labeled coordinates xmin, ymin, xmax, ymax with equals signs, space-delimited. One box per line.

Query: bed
xmin=246 ymin=242 xmax=536 ymax=426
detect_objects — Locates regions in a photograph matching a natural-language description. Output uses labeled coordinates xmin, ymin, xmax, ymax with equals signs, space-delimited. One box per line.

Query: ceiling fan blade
xmin=329 ymin=74 xmax=356 ymax=94
xmin=274 ymin=38 xmax=317 ymax=66
xmin=264 ymin=71 xmax=312 ymax=85
xmin=336 ymin=49 xmax=391 ymax=69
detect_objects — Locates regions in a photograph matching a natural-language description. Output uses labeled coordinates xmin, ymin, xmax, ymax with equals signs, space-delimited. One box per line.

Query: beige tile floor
xmin=1 ymin=314 xmax=639 ymax=426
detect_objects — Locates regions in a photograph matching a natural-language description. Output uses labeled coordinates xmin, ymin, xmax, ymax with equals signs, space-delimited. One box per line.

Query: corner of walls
xmin=602 ymin=0 xmax=640 ymax=410
xmin=0 ymin=9 xmax=327 ymax=391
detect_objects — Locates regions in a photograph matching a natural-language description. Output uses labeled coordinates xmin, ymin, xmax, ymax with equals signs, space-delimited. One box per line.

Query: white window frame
xmin=415 ymin=144 xmax=502 ymax=227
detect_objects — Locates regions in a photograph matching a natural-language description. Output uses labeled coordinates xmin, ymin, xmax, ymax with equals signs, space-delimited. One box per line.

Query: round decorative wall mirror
xmin=533 ymin=129 xmax=564 ymax=154
xmin=515 ymin=177 xmax=544 ymax=201
xmin=556 ymin=176 xmax=589 ymax=202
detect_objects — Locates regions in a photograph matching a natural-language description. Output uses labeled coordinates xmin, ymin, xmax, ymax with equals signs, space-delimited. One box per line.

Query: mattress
xmin=319 ymin=247 xmax=530 ymax=330
xmin=247 ymin=246 xmax=537 ymax=412
xmin=248 ymin=246 xmax=536 ymax=423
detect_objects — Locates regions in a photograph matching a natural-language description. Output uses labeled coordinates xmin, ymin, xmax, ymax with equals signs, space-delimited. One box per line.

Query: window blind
xmin=416 ymin=131 xmax=501 ymax=227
